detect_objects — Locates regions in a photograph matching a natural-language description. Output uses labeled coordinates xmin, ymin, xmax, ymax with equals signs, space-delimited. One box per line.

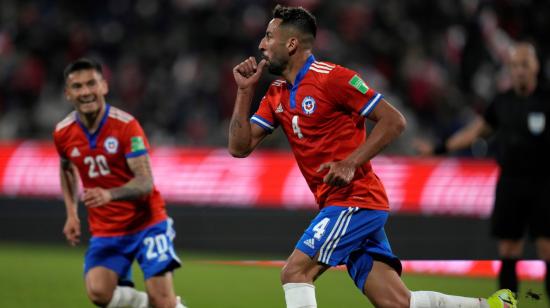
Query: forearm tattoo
xmin=230 ymin=119 xmax=242 ymax=136
xmin=110 ymin=155 xmax=153 ymax=201
xmin=110 ymin=176 xmax=152 ymax=201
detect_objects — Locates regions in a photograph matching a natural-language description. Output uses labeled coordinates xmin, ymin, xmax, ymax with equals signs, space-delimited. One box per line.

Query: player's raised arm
xmin=228 ymin=57 xmax=269 ymax=157
xmin=59 ymin=157 xmax=81 ymax=246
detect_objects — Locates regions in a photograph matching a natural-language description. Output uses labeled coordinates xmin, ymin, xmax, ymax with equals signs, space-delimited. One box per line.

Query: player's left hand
xmin=317 ymin=160 xmax=356 ymax=186
xmin=82 ymin=188 xmax=112 ymax=207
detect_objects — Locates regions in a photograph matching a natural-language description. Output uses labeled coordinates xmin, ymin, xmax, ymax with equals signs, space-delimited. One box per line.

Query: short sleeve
xmin=52 ymin=132 xmax=67 ymax=159
xmin=250 ymin=91 xmax=279 ymax=133
xmin=326 ymin=66 xmax=384 ymax=117
xmin=122 ymin=120 xmax=150 ymax=158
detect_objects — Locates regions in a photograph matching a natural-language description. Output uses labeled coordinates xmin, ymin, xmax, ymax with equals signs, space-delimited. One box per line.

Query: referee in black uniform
xmin=419 ymin=42 xmax=550 ymax=299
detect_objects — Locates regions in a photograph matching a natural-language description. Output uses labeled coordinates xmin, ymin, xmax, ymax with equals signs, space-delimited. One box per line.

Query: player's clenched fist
xmin=233 ymin=57 xmax=266 ymax=90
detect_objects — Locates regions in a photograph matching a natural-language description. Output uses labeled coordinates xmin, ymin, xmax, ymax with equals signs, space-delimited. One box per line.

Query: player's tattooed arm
xmin=228 ymin=118 xmax=269 ymax=157
xmin=228 ymin=91 xmax=269 ymax=157
xmin=229 ymin=57 xmax=269 ymax=157
xmin=230 ymin=119 xmax=243 ymax=137
xmin=109 ymin=154 xmax=154 ymax=201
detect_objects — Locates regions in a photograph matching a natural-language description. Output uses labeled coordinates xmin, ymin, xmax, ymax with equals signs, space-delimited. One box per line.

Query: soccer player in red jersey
xmin=229 ymin=5 xmax=516 ymax=308
xmin=53 ymin=58 xmax=186 ymax=308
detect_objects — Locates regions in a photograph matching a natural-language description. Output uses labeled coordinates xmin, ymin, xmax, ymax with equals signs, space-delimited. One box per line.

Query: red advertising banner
xmin=0 ymin=141 xmax=498 ymax=217
xmin=209 ymin=260 xmax=544 ymax=281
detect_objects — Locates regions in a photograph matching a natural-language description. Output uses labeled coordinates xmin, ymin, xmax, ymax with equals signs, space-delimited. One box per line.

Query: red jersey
xmin=252 ymin=55 xmax=389 ymax=210
xmin=53 ymin=104 xmax=167 ymax=236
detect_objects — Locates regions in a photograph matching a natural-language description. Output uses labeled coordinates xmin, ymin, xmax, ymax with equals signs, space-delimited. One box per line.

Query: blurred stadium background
xmin=0 ymin=0 xmax=549 ymax=307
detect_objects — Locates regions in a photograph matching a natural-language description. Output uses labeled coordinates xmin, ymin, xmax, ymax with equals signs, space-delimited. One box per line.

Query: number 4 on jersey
xmin=292 ymin=115 xmax=304 ymax=139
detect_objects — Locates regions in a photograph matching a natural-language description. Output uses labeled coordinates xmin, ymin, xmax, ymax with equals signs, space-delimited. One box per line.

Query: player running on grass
xmin=54 ymin=58 xmax=187 ymax=308
xmin=228 ymin=4 xmax=516 ymax=308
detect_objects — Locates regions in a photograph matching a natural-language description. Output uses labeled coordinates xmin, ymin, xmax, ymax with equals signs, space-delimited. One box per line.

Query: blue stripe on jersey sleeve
xmin=250 ymin=115 xmax=275 ymax=132
xmin=125 ymin=149 xmax=148 ymax=158
xmin=359 ymin=93 xmax=383 ymax=117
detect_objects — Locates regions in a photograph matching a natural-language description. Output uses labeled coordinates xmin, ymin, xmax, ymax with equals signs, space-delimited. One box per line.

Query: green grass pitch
xmin=0 ymin=243 xmax=546 ymax=307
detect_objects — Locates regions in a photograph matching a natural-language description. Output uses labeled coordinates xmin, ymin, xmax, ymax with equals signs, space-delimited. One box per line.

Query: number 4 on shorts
xmin=313 ymin=218 xmax=330 ymax=240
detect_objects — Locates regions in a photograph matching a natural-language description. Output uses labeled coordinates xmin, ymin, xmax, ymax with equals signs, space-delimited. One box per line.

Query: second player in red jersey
xmin=54 ymin=58 xmax=186 ymax=308
xmin=251 ymin=56 xmax=388 ymax=210
xmin=54 ymin=104 xmax=167 ymax=236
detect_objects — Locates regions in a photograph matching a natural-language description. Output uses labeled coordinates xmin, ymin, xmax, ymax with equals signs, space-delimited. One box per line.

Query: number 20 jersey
xmin=251 ymin=55 xmax=389 ymax=211
xmin=53 ymin=104 xmax=167 ymax=237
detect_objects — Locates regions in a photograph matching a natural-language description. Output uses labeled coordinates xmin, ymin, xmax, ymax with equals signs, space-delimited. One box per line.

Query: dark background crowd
xmin=1 ymin=0 xmax=549 ymax=155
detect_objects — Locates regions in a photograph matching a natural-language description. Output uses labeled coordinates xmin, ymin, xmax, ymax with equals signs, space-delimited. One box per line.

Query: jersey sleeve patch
xmin=131 ymin=136 xmax=146 ymax=151
xmin=349 ymin=75 xmax=370 ymax=94
xmin=250 ymin=114 xmax=275 ymax=133
xmin=126 ymin=136 xmax=148 ymax=158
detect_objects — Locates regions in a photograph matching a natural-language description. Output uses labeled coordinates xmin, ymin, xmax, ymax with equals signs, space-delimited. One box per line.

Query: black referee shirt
xmin=483 ymin=88 xmax=550 ymax=177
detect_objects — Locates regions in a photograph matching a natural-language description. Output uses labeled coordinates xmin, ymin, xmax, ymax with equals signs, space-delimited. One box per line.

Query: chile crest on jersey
xmin=301 ymin=96 xmax=317 ymax=115
xmin=104 ymin=136 xmax=119 ymax=154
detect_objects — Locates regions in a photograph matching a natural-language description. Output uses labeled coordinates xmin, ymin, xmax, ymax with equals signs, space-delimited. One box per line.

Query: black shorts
xmin=491 ymin=176 xmax=550 ymax=239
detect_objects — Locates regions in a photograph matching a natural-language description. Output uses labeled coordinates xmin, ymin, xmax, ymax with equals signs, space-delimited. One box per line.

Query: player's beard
xmin=266 ymin=57 xmax=288 ymax=76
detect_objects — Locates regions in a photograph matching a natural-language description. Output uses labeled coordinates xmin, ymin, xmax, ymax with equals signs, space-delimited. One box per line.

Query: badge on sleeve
xmin=349 ymin=75 xmax=369 ymax=94
xmin=131 ymin=136 xmax=146 ymax=152
xmin=528 ymin=112 xmax=545 ymax=135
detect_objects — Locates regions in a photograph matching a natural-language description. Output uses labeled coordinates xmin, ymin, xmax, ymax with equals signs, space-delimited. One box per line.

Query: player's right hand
xmin=317 ymin=160 xmax=356 ymax=187
xmin=63 ymin=216 xmax=81 ymax=246
xmin=233 ymin=57 xmax=266 ymax=90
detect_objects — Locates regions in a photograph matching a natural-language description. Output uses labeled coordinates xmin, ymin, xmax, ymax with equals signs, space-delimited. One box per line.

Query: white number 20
xmin=83 ymin=155 xmax=111 ymax=178
xmin=144 ymin=234 xmax=169 ymax=260
xmin=312 ymin=218 xmax=330 ymax=240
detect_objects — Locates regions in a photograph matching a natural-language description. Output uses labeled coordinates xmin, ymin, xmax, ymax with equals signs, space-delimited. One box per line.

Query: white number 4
xmin=312 ymin=218 xmax=330 ymax=240
xmin=292 ymin=115 xmax=304 ymax=139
